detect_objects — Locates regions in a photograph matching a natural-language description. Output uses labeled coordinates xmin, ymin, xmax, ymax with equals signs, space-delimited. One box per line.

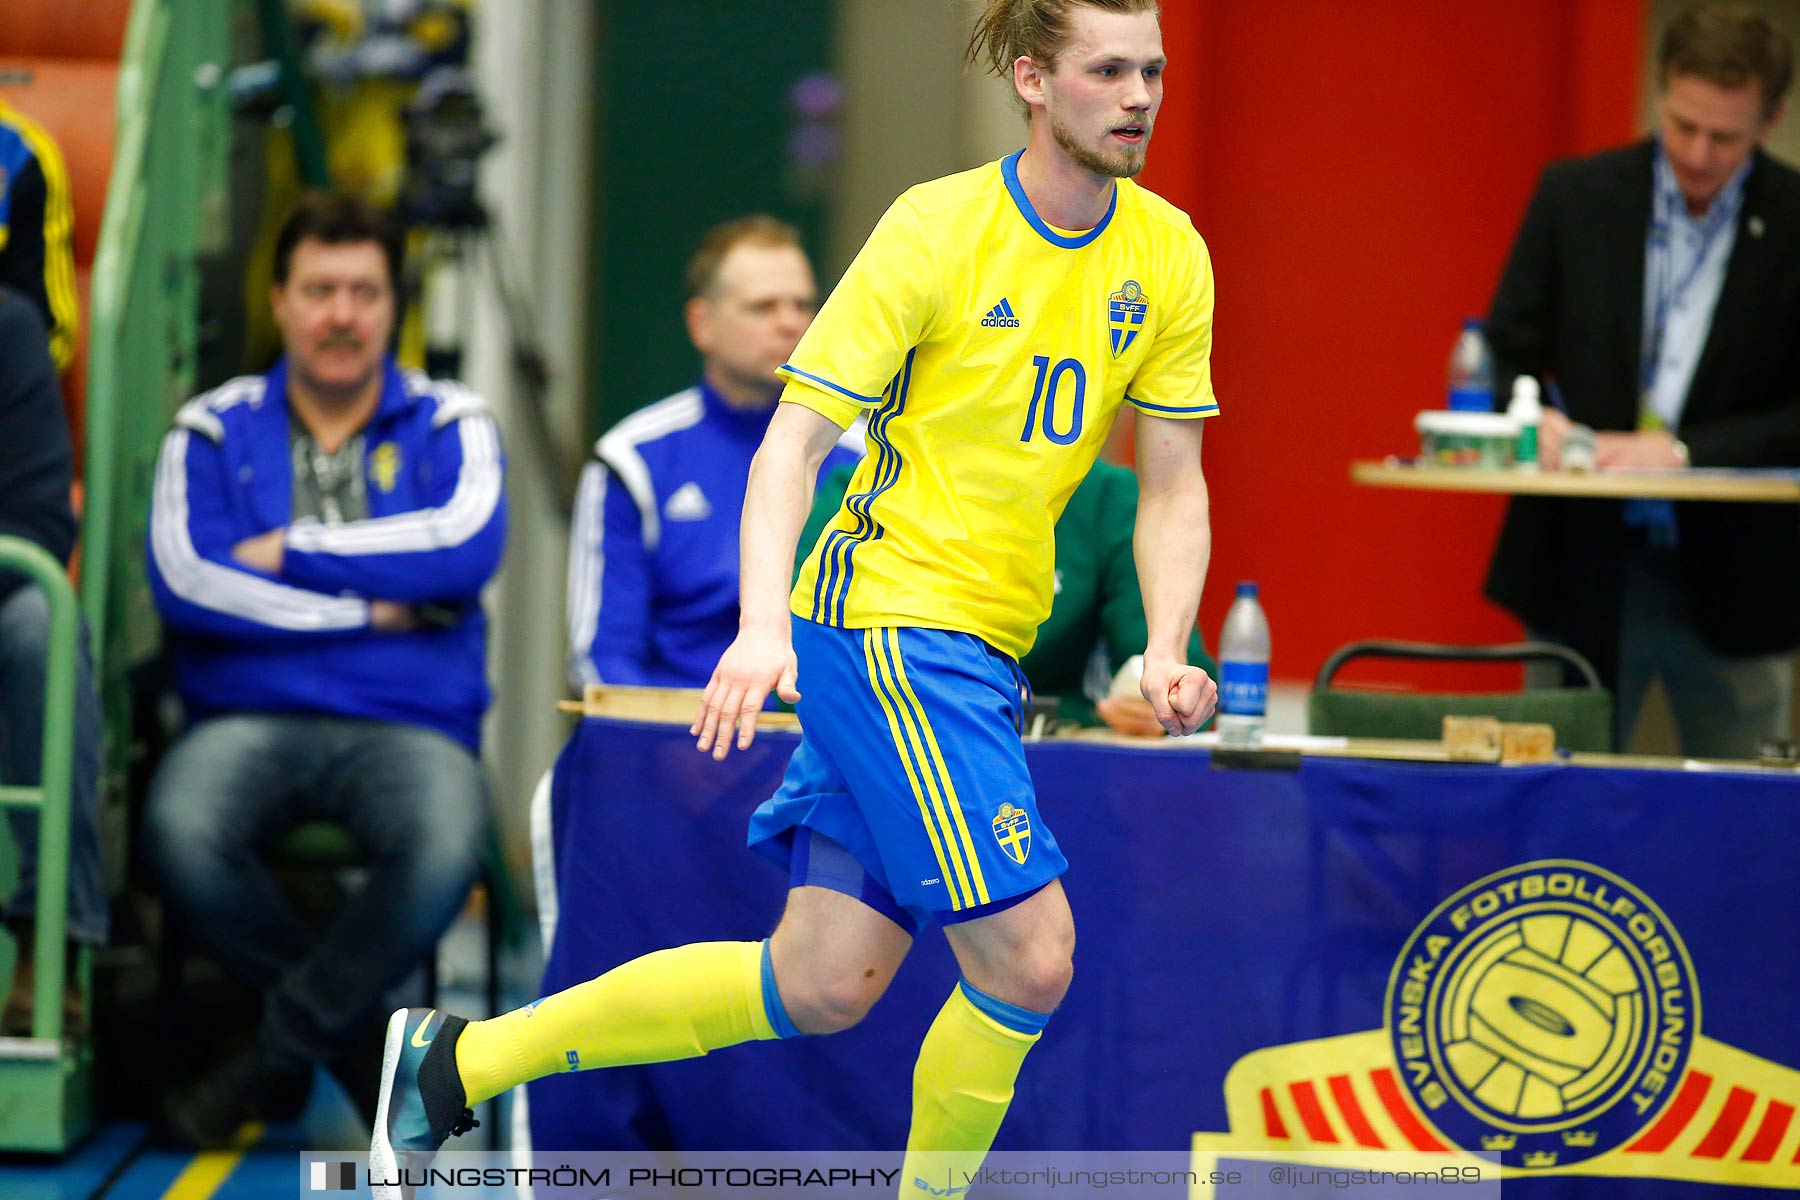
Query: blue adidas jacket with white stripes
xmin=566 ymin=380 xmax=862 ymax=690
xmin=147 ymin=357 xmax=506 ymax=749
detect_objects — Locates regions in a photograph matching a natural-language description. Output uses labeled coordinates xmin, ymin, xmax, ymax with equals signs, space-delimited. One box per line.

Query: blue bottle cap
xmin=1236 ymin=581 xmax=1258 ymax=598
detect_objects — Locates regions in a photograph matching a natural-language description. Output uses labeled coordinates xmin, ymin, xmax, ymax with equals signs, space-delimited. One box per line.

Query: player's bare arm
xmin=1133 ymin=413 xmax=1216 ymax=735
xmin=694 ymin=399 xmax=847 ymax=760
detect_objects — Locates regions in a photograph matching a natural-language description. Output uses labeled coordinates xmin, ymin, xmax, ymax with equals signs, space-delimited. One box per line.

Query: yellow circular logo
xmin=1384 ymin=861 xmax=1699 ymax=1169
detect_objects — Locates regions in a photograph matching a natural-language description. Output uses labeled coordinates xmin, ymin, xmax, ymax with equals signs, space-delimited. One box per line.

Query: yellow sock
xmin=901 ymin=983 xmax=1046 ymax=1193
xmin=454 ymin=940 xmax=780 ymax=1106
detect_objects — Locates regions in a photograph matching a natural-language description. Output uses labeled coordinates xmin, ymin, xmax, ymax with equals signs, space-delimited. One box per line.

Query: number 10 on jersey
xmin=1020 ymin=355 xmax=1086 ymax=445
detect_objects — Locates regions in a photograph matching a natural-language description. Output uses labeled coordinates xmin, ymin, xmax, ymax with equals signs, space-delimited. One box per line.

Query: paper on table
xmin=1165 ymin=731 xmax=1350 ymax=751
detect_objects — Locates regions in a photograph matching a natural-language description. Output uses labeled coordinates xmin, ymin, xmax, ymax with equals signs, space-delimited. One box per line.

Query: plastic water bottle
xmin=1217 ymin=581 xmax=1270 ymax=747
xmin=1447 ymin=318 xmax=1495 ymax=412
xmin=1508 ymin=375 xmax=1541 ymax=470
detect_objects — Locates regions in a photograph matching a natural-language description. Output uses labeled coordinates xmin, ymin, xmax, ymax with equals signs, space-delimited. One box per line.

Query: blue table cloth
xmin=526 ymin=717 xmax=1800 ymax=1196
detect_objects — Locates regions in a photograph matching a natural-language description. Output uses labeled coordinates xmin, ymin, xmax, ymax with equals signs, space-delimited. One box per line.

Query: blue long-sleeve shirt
xmin=147 ymin=357 xmax=506 ymax=749
xmin=566 ymin=381 xmax=863 ymax=690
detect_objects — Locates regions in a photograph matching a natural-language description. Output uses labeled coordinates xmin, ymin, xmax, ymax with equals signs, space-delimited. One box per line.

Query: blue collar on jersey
xmin=698 ymin=375 xmax=778 ymax=437
xmin=1001 ymin=149 xmax=1117 ymax=249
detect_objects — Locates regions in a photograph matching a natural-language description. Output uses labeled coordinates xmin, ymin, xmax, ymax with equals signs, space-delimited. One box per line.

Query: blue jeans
xmin=0 ymin=584 xmax=107 ymax=945
xmin=144 ymin=713 xmax=485 ymax=1066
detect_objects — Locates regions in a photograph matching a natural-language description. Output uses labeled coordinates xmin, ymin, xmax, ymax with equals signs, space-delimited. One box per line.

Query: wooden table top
xmin=1351 ymin=459 xmax=1800 ymax=503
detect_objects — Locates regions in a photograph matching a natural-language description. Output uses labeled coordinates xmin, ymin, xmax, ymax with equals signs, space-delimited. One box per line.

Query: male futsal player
xmin=371 ymin=2 xmax=1218 ymax=1193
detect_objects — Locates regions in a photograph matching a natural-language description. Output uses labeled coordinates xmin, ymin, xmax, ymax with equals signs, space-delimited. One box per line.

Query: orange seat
xmin=0 ymin=1 xmax=130 ymax=60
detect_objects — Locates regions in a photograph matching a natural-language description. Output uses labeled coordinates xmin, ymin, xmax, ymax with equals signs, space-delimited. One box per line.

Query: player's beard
xmin=1050 ymin=112 xmax=1148 ymax=179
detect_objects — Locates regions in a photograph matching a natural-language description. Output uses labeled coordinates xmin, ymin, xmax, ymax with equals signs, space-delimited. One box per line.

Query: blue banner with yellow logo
xmin=528 ymin=718 xmax=1800 ymax=1196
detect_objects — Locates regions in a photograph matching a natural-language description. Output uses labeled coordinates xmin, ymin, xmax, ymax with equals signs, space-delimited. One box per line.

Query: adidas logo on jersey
xmin=664 ymin=481 xmax=712 ymax=521
xmin=980 ymin=298 xmax=1021 ymax=328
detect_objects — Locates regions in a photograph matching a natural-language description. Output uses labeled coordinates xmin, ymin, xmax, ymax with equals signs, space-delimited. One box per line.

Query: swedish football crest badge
xmin=992 ymin=802 xmax=1031 ymax=865
xmin=1107 ymin=279 xmax=1148 ymax=357
xmin=369 ymin=442 xmax=401 ymax=493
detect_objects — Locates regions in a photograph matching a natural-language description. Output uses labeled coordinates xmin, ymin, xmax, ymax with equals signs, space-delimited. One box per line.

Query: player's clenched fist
xmin=1141 ymin=656 xmax=1217 ymax=737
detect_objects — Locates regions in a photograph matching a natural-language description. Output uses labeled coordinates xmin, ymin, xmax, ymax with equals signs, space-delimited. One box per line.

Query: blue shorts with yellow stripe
xmin=748 ymin=616 xmax=1067 ymax=933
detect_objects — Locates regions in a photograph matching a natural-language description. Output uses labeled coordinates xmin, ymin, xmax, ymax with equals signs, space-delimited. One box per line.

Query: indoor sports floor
xmin=2 ymin=909 xmax=539 ymax=1200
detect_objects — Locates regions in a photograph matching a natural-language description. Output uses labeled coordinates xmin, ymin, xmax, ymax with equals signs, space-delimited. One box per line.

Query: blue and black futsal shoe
xmin=369 ymin=1007 xmax=477 ymax=1200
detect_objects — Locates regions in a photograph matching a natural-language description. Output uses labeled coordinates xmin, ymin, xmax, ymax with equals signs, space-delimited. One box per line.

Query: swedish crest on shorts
xmin=1107 ymin=279 xmax=1148 ymax=357
xmin=992 ymin=802 xmax=1031 ymax=865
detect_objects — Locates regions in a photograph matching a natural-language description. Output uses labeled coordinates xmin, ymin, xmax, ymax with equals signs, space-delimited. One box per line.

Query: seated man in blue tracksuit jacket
xmin=143 ymin=194 xmax=505 ymax=1146
xmin=565 ymin=215 xmax=862 ymax=692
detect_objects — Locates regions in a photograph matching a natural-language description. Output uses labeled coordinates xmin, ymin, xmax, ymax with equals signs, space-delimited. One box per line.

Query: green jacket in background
xmin=797 ymin=461 xmax=1216 ymax=727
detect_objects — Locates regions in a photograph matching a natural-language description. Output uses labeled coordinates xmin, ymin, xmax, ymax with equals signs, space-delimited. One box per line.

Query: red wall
xmin=1139 ymin=0 xmax=1645 ymax=689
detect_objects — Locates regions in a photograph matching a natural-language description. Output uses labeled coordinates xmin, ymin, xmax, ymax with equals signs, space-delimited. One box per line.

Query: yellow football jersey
xmin=784 ymin=150 xmax=1218 ymax=659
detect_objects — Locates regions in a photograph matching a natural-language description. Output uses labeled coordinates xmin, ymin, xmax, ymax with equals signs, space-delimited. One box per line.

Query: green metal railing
xmin=83 ymin=0 xmax=230 ymax=765
xmin=0 ymin=538 xmax=90 ymax=1151
xmin=0 ymin=540 xmax=75 ymax=1042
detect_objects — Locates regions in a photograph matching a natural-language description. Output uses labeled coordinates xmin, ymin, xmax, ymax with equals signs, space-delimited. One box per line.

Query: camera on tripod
xmin=403 ymin=67 xmax=496 ymax=231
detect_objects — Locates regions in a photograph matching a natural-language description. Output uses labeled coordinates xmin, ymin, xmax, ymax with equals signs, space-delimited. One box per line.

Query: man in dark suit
xmin=1484 ymin=2 xmax=1798 ymax=758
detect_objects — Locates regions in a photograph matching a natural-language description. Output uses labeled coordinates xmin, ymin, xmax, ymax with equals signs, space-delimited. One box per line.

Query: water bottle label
xmin=1447 ymin=386 xmax=1494 ymax=412
xmin=1220 ymin=661 xmax=1268 ymax=716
